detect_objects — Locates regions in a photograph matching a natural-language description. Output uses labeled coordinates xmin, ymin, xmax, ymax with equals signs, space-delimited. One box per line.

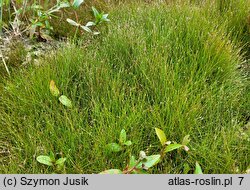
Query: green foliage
xmin=155 ymin=128 xmax=189 ymax=158
xmin=182 ymin=135 xmax=190 ymax=146
xmin=1 ymin=0 xmax=109 ymax=39
xmin=59 ymin=95 xmax=73 ymax=108
xmin=37 ymin=155 xmax=53 ymax=166
xmin=67 ymin=6 xmax=110 ymax=35
xmin=28 ymin=1 xmax=71 ymax=39
xmin=119 ymin=129 xmax=126 ymax=144
xmin=183 ymin=163 xmax=191 ymax=174
xmin=72 ymin=0 xmax=85 ymax=9
xmin=49 ymin=80 xmax=72 ymax=108
xmin=106 ymin=143 xmax=122 ymax=153
xmin=182 ymin=135 xmax=190 ymax=151
xmin=0 ymin=1 xmax=249 ymax=174
xmin=55 ymin=158 xmax=67 ymax=171
xmin=66 ymin=18 xmax=92 ymax=33
xmin=164 ymin=144 xmax=183 ymax=153
xmin=101 ymin=129 xmax=189 ymax=174
xmin=155 ymin=128 xmax=167 ymax=146
xmin=106 ymin=129 xmax=132 ymax=153
xmin=91 ymin=6 xmax=110 ymax=25
xmin=49 ymin=80 xmax=60 ymax=97
xmin=139 ymin=154 xmax=161 ymax=170
xmin=194 ymin=162 xmax=203 ymax=174
xmin=5 ymin=40 xmax=27 ymax=68
xmin=37 ymin=152 xmax=67 ymax=173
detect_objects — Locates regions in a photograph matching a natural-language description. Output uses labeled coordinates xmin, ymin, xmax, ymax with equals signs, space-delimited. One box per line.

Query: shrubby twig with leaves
xmin=100 ymin=128 xmax=196 ymax=174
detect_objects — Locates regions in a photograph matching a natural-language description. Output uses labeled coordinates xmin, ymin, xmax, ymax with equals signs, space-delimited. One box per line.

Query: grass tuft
xmin=0 ymin=1 xmax=249 ymax=173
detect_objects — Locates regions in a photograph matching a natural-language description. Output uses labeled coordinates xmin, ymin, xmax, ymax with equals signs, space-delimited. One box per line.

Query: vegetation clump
xmin=0 ymin=0 xmax=249 ymax=174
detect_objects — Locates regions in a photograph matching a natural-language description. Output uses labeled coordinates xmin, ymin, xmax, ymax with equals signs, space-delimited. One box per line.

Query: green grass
xmin=0 ymin=1 xmax=249 ymax=173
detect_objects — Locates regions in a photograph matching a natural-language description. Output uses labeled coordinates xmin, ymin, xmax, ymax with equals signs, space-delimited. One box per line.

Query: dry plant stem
xmin=1 ymin=55 xmax=10 ymax=76
xmin=21 ymin=0 xmax=28 ymax=18
xmin=74 ymin=11 xmax=79 ymax=23
xmin=0 ymin=0 xmax=3 ymax=34
xmin=10 ymin=0 xmax=21 ymax=36
xmin=160 ymin=145 xmax=167 ymax=160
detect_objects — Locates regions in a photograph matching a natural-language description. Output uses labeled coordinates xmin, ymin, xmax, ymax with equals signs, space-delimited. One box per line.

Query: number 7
xmin=238 ymin=177 xmax=244 ymax=185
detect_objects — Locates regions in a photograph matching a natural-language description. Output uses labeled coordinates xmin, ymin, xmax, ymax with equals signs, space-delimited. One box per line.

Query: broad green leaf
xmin=72 ymin=0 xmax=84 ymax=8
xmin=55 ymin=158 xmax=67 ymax=166
xmin=106 ymin=143 xmax=122 ymax=152
xmin=59 ymin=95 xmax=73 ymax=108
xmin=194 ymin=162 xmax=203 ymax=174
xmin=129 ymin=155 xmax=136 ymax=168
xmin=119 ymin=129 xmax=126 ymax=144
xmin=155 ymin=128 xmax=167 ymax=146
xmin=49 ymin=80 xmax=60 ymax=97
xmin=55 ymin=158 xmax=67 ymax=171
xmin=123 ymin=140 xmax=132 ymax=146
xmin=37 ymin=155 xmax=53 ymax=166
xmin=182 ymin=135 xmax=190 ymax=145
xmin=164 ymin=144 xmax=183 ymax=153
xmin=66 ymin=18 xmax=80 ymax=27
xmin=140 ymin=155 xmax=161 ymax=170
xmin=183 ymin=163 xmax=190 ymax=174
xmin=99 ymin=169 xmax=123 ymax=174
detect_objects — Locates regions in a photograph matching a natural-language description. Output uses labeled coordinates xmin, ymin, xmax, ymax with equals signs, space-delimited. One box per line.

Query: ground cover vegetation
xmin=0 ymin=0 xmax=249 ymax=174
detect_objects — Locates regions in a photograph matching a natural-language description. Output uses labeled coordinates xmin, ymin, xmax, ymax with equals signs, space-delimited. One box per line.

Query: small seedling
xmin=150 ymin=129 xmax=190 ymax=166
xmin=67 ymin=6 xmax=110 ymax=35
xmin=100 ymin=128 xmax=191 ymax=174
xmin=100 ymin=151 xmax=161 ymax=174
xmin=49 ymin=80 xmax=72 ymax=108
xmin=37 ymin=152 xmax=67 ymax=173
xmin=66 ymin=18 xmax=92 ymax=34
xmin=90 ymin=6 xmax=110 ymax=26
xmin=155 ymin=128 xmax=190 ymax=159
xmin=106 ymin=129 xmax=132 ymax=153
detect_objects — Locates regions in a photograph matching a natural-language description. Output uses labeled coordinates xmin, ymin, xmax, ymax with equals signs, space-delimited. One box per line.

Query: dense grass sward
xmin=0 ymin=2 xmax=249 ymax=173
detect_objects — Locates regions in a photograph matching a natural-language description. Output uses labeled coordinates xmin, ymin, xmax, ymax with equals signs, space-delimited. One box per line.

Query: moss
xmin=6 ymin=40 xmax=27 ymax=69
